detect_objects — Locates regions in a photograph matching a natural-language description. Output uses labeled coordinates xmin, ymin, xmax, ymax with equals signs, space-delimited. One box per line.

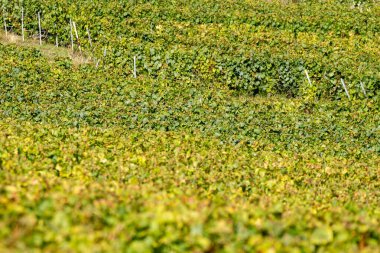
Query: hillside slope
xmin=1 ymin=0 xmax=380 ymax=252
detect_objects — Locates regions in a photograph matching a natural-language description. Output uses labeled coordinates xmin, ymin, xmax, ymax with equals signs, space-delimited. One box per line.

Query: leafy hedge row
xmin=1 ymin=0 xmax=379 ymax=99
xmin=1 ymin=44 xmax=379 ymax=150
xmin=92 ymin=43 xmax=380 ymax=99
xmin=3 ymin=0 xmax=379 ymax=38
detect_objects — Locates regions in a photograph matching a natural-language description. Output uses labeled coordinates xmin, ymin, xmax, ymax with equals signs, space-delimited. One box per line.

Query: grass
xmin=0 ymin=31 xmax=91 ymax=65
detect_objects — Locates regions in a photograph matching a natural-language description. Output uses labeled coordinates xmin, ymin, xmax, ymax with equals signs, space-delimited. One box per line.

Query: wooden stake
xmin=72 ymin=21 xmax=81 ymax=52
xmin=304 ymin=69 xmax=312 ymax=86
xmin=70 ymin=19 xmax=74 ymax=51
xmin=38 ymin=12 xmax=42 ymax=45
xmin=86 ymin=26 xmax=92 ymax=48
xmin=133 ymin=56 xmax=137 ymax=78
xmin=340 ymin=78 xmax=350 ymax=99
xmin=54 ymin=24 xmax=58 ymax=47
xmin=360 ymin=81 xmax=367 ymax=98
xmin=21 ymin=7 xmax=24 ymax=41
xmin=3 ymin=8 xmax=7 ymax=37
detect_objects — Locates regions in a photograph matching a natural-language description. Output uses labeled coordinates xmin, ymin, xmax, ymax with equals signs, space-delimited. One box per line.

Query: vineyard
xmin=1 ymin=0 xmax=380 ymax=252
xmin=1 ymin=0 xmax=380 ymax=98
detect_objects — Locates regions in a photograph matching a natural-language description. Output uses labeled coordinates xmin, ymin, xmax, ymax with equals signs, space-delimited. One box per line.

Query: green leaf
xmin=311 ymin=227 xmax=333 ymax=245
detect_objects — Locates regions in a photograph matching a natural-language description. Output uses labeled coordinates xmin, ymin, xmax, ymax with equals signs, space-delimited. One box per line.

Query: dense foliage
xmin=1 ymin=0 xmax=379 ymax=98
xmin=1 ymin=0 xmax=380 ymax=251
xmin=1 ymin=40 xmax=380 ymax=252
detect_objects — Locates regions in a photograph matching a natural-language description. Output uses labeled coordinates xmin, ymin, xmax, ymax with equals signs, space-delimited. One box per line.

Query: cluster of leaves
xmin=1 ymin=0 xmax=379 ymax=98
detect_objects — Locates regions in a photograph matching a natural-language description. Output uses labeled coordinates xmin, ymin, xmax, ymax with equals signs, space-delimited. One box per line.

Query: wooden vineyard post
xmin=86 ymin=26 xmax=92 ymax=48
xmin=54 ymin=24 xmax=58 ymax=47
xmin=304 ymin=69 xmax=312 ymax=86
xmin=360 ymin=81 xmax=367 ymax=98
xmin=3 ymin=7 xmax=7 ymax=37
xmin=38 ymin=12 xmax=42 ymax=45
xmin=340 ymin=78 xmax=350 ymax=99
xmin=70 ymin=19 xmax=74 ymax=51
xmin=133 ymin=56 xmax=137 ymax=78
xmin=72 ymin=21 xmax=81 ymax=53
xmin=21 ymin=7 xmax=24 ymax=41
